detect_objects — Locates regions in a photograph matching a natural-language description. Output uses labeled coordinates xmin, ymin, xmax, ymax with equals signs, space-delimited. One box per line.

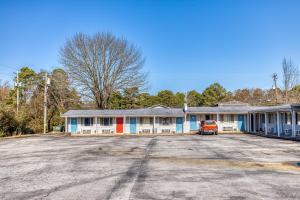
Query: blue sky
xmin=0 ymin=0 xmax=300 ymax=94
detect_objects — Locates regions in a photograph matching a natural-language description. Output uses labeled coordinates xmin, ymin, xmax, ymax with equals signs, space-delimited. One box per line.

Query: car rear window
xmin=205 ymin=121 xmax=216 ymax=125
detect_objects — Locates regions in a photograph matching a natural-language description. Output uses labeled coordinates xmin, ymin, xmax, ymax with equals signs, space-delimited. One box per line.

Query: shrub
xmin=0 ymin=109 xmax=17 ymax=136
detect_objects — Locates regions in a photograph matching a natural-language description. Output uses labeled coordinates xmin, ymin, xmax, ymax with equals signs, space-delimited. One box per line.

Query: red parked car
xmin=199 ymin=120 xmax=218 ymax=135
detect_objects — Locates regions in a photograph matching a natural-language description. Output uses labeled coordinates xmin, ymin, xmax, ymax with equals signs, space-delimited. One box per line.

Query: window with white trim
xmin=140 ymin=117 xmax=153 ymax=125
xmin=83 ymin=118 xmax=93 ymax=126
xmin=268 ymin=113 xmax=275 ymax=124
xmin=219 ymin=114 xmax=224 ymax=122
xmin=159 ymin=117 xmax=172 ymax=125
xmin=284 ymin=113 xmax=291 ymax=125
xmin=224 ymin=114 xmax=234 ymax=123
xmin=98 ymin=117 xmax=113 ymax=126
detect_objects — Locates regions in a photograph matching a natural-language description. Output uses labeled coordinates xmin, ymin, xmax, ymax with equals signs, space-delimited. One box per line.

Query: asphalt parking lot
xmin=0 ymin=134 xmax=300 ymax=200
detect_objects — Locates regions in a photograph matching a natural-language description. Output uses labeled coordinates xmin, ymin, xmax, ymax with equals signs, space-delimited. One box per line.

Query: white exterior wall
xmin=155 ymin=117 xmax=177 ymax=133
xmin=217 ymin=114 xmax=239 ymax=132
xmin=68 ymin=114 xmax=248 ymax=134
xmin=124 ymin=117 xmax=130 ymax=133
xmin=136 ymin=117 xmax=154 ymax=134
xmin=70 ymin=117 xmax=117 ymax=135
xmin=183 ymin=114 xmax=189 ymax=133
xmin=69 ymin=116 xmax=180 ymax=134
xmin=94 ymin=117 xmax=116 ymax=134
xmin=185 ymin=114 xmax=217 ymax=132
xmin=184 ymin=114 xmax=247 ymax=133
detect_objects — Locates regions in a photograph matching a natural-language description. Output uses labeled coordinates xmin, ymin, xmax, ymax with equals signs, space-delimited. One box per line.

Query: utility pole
xmin=272 ymin=73 xmax=278 ymax=104
xmin=43 ymin=72 xmax=50 ymax=134
xmin=16 ymin=71 xmax=20 ymax=115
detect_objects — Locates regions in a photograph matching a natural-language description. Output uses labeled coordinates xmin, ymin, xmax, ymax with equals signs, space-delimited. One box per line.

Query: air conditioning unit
xmin=102 ymin=129 xmax=111 ymax=134
xmin=141 ymin=129 xmax=151 ymax=133
xmin=223 ymin=126 xmax=233 ymax=131
xmin=268 ymin=127 xmax=274 ymax=133
xmin=295 ymin=130 xmax=300 ymax=137
xmin=82 ymin=130 xmax=91 ymax=134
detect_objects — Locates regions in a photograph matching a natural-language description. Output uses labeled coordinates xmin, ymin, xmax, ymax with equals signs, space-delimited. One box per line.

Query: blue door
xmin=238 ymin=115 xmax=245 ymax=131
xmin=176 ymin=117 xmax=183 ymax=133
xmin=130 ymin=118 xmax=137 ymax=133
xmin=71 ymin=118 xmax=77 ymax=133
xmin=190 ymin=115 xmax=197 ymax=131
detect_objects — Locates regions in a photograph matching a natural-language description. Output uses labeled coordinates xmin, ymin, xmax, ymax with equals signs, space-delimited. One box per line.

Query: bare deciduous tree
xmin=60 ymin=32 xmax=147 ymax=109
xmin=0 ymin=80 xmax=9 ymax=103
xmin=282 ymin=57 xmax=299 ymax=103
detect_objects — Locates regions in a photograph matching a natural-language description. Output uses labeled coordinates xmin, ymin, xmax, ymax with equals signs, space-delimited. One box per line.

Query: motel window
xmin=268 ymin=114 xmax=271 ymax=124
xmin=219 ymin=114 xmax=224 ymax=122
xmin=297 ymin=113 xmax=300 ymax=125
xmin=268 ymin=114 xmax=275 ymax=124
xmin=224 ymin=114 xmax=234 ymax=123
xmin=98 ymin=117 xmax=113 ymax=126
xmin=160 ymin=117 xmax=172 ymax=125
xmin=284 ymin=113 xmax=291 ymax=125
xmin=140 ymin=117 xmax=153 ymax=125
xmin=205 ymin=115 xmax=210 ymax=120
xmin=83 ymin=118 xmax=93 ymax=126
xmin=229 ymin=114 xmax=234 ymax=123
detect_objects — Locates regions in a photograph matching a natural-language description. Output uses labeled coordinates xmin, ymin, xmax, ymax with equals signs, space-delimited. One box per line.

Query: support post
xmin=95 ymin=117 xmax=97 ymax=134
xmin=123 ymin=116 xmax=125 ymax=134
xmin=292 ymin=110 xmax=296 ymax=137
xmin=258 ymin=113 xmax=261 ymax=132
xmin=249 ymin=113 xmax=252 ymax=132
xmin=247 ymin=113 xmax=249 ymax=132
xmin=217 ymin=113 xmax=220 ymax=132
xmin=249 ymin=113 xmax=251 ymax=132
xmin=265 ymin=112 xmax=268 ymax=135
xmin=276 ymin=112 xmax=280 ymax=137
xmin=65 ymin=117 xmax=68 ymax=133
xmin=253 ymin=113 xmax=256 ymax=133
xmin=153 ymin=116 xmax=156 ymax=134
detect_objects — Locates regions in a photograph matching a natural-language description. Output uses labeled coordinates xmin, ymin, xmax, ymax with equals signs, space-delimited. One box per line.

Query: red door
xmin=116 ymin=117 xmax=124 ymax=133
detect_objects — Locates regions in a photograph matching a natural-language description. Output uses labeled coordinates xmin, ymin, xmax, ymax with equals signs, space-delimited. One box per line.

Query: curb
xmin=244 ymin=132 xmax=300 ymax=142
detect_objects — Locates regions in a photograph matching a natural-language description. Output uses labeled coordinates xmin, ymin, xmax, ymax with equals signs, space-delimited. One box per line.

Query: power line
xmin=0 ymin=64 xmax=21 ymax=71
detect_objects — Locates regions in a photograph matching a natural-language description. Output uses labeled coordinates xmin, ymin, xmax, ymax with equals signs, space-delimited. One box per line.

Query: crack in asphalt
xmin=104 ymin=137 xmax=157 ymax=200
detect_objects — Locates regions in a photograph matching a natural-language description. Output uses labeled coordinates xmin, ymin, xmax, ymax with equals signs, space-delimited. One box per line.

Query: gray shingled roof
xmin=62 ymin=104 xmax=300 ymax=117
xmin=186 ymin=105 xmax=251 ymax=114
xmin=249 ymin=104 xmax=300 ymax=112
xmin=62 ymin=106 xmax=185 ymax=117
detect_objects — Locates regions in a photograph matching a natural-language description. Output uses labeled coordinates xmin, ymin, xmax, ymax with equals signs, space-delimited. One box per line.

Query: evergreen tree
xmin=201 ymin=83 xmax=228 ymax=106
xmin=157 ymin=90 xmax=175 ymax=107
xmin=187 ymin=90 xmax=202 ymax=107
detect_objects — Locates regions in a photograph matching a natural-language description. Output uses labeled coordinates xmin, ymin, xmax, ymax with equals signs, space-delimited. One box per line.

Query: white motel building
xmin=62 ymin=101 xmax=300 ymax=139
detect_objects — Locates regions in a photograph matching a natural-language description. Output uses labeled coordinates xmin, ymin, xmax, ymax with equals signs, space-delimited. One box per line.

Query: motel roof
xmin=186 ymin=101 xmax=253 ymax=114
xmin=248 ymin=104 xmax=300 ymax=113
xmin=62 ymin=106 xmax=185 ymax=117
xmin=186 ymin=106 xmax=251 ymax=114
xmin=62 ymin=103 xmax=300 ymax=118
